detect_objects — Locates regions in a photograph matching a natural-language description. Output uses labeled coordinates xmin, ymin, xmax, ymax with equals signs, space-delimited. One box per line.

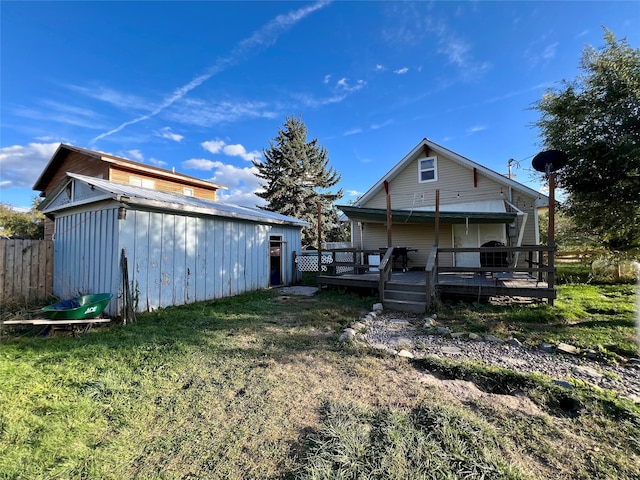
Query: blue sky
xmin=1 ymin=1 xmax=638 ymax=210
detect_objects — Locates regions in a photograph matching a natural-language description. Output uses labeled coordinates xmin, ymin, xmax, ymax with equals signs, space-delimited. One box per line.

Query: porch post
xmin=434 ymin=189 xmax=440 ymax=248
xmin=547 ymin=173 xmax=556 ymax=306
xmin=384 ymin=180 xmax=392 ymax=247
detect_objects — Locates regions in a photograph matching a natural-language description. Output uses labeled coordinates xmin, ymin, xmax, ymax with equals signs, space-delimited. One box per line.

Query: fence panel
xmin=0 ymin=239 xmax=53 ymax=304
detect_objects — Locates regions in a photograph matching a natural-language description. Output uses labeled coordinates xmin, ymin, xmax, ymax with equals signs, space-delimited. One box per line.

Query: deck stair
xmin=383 ymin=280 xmax=427 ymax=314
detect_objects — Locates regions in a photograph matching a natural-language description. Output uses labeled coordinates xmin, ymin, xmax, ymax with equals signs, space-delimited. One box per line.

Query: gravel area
xmin=355 ymin=311 xmax=640 ymax=403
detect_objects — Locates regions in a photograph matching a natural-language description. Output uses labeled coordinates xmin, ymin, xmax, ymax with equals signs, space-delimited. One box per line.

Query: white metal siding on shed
xmin=53 ymin=207 xmax=121 ymax=309
xmin=119 ymin=210 xmax=273 ymax=313
xmin=44 ymin=175 xmax=305 ymax=317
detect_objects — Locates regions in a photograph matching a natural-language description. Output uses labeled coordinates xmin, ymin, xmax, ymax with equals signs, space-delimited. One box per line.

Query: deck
xmin=317 ymin=270 xmax=553 ymax=299
xmin=313 ymin=245 xmax=556 ymax=311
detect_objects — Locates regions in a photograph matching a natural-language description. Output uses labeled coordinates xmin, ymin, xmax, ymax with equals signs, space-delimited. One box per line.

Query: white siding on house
xmin=354 ymin=147 xmax=543 ymax=262
xmin=366 ymin=153 xmax=517 ymax=210
xmin=358 ymin=223 xmax=454 ymax=268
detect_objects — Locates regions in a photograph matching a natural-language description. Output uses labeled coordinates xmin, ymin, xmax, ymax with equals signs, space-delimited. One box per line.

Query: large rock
xmin=572 ymin=365 xmax=603 ymax=380
xmin=557 ymin=343 xmax=579 ymax=355
xmin=351 ymin=322 xmax=366 ymax=332
xmin=372 ymin=303 xmax=383 ymax=312
xmin=441 ymin=346 xmax=462 ymax=355
xmin=435 ymin=326 xmax=451 ymax=336
xmin=339 ymin=328 xmax=356 ymax=343
xmin=397 ymin=349 xmax=415 ymax=359
xmin=485 ymin=334 xmax=503 ymax=344
xmin=389 ymin=336 xmax=413 ymax=349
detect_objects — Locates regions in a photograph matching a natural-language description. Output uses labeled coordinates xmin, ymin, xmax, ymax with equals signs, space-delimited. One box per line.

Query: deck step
xmin=383 ymin=281 xmax=428 ymax=313
xmin=383 ymin=299 xmax=427 ymax=314
xmin=385 ymin=281 xmax=426 ymax=293
xmin=383 ymin=288 xmax=427 ymax=303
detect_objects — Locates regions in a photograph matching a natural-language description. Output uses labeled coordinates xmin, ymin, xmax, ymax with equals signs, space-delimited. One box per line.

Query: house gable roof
xmin=32 ymin=143 xmax=227 ymax=192
xmin=40 ymin=173 xmax=308 ymax=228
xmin=354 ymin=138 xmax=548 ymax=207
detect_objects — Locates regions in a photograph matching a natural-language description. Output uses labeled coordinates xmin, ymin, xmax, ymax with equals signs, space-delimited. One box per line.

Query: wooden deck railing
xmin=378 ymin=247 xmax=395 ymax=301
xmin=317 ymin=244 xmax=557 ymax=305
xmin=437 ymin=244 xmax=556 ymax=304
xmin=437 ymin=245 xmax=555 ymax=275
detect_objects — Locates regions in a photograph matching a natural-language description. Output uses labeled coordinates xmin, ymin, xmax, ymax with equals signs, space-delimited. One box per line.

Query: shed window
xmin=419 ymin=156 xmax=437 ymax=183
xmin=183 ymin=187 xmax=194 ymax=196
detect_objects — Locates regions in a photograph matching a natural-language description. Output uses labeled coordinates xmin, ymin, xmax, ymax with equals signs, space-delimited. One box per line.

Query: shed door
xmin=270 ymin=236 xmax=283 ymax=286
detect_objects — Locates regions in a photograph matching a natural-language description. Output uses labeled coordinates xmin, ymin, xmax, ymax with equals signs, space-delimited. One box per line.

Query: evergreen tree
xmin=253 ymin=115 xmax=343 ymax=247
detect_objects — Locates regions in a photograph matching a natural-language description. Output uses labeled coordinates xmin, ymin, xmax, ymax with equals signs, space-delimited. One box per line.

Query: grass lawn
xmin=1 ymin=273 xmax=639 ymax=479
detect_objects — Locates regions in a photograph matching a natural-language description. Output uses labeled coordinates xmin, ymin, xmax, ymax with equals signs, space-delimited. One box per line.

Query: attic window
xmin=129 ymin=176 xmax=155 ymax=189
xmin=419 ymin=156 xmax=438 ymax=183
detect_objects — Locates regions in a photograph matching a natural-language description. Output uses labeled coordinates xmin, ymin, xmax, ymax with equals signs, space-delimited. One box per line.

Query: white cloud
xmin=157 ymin=127 xmax=184 ymax=142
xmin=346 ymin=189 xmax=362 ymax=197
xmin=0 ymin=142 xmax=60 ymax=189
xmin=371 ymin=119 xmax=393 ymax=130
xmin=201 ymin=139 xmax=261 ymax=162
xmin=525 ymin=35 xmax=560 ymax=69
xmin=182 ymin=158 xmax=265 ymax=207
xmin=148 ymin=157 xmax=168 ymax=167
xmin=336 ymin=78 xmax=366 ymax=92
xmin=66 ymin=84 xmax=149 ymax=110
xmin=217 ymin=189 xmax=267 ymax=208
xmin=382 ymin=7 xmax=491 ymax=81
xmin=394 ymin=67 xmax=409 ymax=74
xmin=127 ymin=149 xmax=144 ymax=161
xmin=466 ymin=125 xmax=487 ymax=135
xmin=292 ymin=92 xmax=347 ymax=108
xmin=166 ymin=98 xmax=276 ymax=127
xmin=324 ymin=74 xmax=331 ymax=84
xmin=542 ymin=42 xmax=558 ymax=60
xmin=344 ymin=128 xmax=362 ymax=136
xmin=201 ymin=140 xmax=226 ymax=154
xmin=205 ymin=161 xmax=265 ymax=207
xmin=14 ymin=101 xmax=105 ymax=130
xmin=182 ymin=158 xmax=218 ymax=171
xmin=375 ymin=64 xmax=385 ymax=71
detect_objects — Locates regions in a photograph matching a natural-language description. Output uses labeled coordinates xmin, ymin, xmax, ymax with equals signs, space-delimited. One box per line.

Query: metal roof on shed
xmin=41 ymin=173 xmax=308 ymax=228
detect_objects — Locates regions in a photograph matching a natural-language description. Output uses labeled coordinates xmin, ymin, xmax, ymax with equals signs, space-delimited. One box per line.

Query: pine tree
xmin=253 ymin=115 xmax=343 ymax=247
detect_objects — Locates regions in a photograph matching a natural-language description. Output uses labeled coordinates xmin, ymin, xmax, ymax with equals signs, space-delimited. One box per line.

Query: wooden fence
xmin=0 ymin=239 xmax=53 ymax=304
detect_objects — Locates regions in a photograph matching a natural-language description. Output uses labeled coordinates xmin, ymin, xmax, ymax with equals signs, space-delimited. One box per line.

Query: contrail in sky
xmin=90 ymin=1 xmax=330 ymax=144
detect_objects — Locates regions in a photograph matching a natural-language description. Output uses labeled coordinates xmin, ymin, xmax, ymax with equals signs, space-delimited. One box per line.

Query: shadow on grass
xmin=0 ymin=289 xmax=376 ymax=365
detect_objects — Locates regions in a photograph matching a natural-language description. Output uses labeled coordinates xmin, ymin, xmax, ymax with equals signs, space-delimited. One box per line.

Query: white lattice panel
xmin=295 ymin=253 xmax=333 ymax=272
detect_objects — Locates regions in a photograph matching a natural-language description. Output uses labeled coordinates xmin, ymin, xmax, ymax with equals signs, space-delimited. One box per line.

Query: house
xmin=338 ymin=138 xmax=548 ymax=270
xmin=38 ymin=173 xmax=307 ymax=316
xmin=33 ymin=144 xmax=225 ymax=239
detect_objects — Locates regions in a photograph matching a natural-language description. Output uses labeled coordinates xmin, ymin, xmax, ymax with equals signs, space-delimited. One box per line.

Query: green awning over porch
xmin=337 ymin=204 xmax=517 ymax=224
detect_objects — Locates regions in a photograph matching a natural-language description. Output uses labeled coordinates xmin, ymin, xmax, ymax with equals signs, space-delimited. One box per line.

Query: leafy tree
xmin=539 ymin=209 xmax=598 ymax=249
xmin=533 ymin=30 xmax=640 ymax=251
xmin=254 ymin=115 xmax=344 ymax=247
xmin=0 ymin=198 xmax=45 ymax=239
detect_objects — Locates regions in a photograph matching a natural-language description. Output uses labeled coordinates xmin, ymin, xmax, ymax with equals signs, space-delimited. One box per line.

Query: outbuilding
xmin=39 ymin=173 xmax=307 ymax=316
